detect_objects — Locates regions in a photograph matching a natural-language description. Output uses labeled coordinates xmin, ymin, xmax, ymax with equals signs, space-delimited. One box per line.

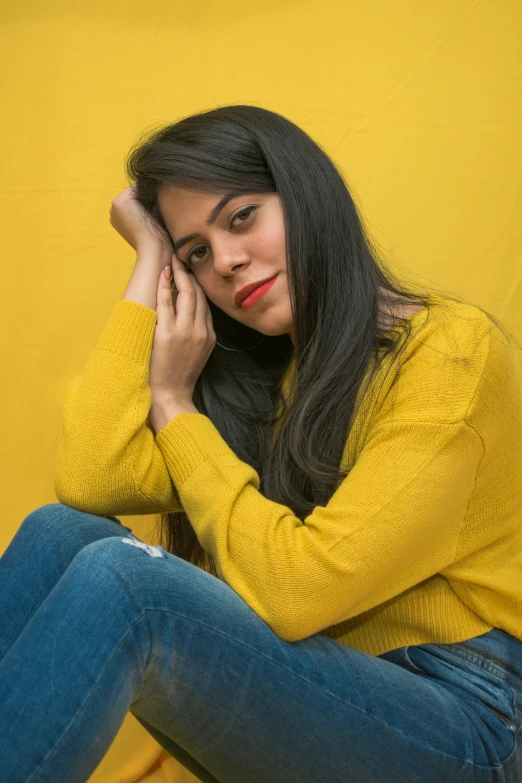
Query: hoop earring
xmin=170 ymin=279 xmax=267 ymax=352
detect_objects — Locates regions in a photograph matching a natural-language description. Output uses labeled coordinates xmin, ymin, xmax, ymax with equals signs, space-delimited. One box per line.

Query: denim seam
xmin=404 ymin=646 xmax=521 ymax=733
xmin=500 ymin=723 xmax=522 ymax=772
xmin=417 ymin=644 xmax=522 ymax=698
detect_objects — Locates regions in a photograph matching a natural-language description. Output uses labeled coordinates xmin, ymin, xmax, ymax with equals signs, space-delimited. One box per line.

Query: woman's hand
xmin=148 ymin=255 xmax=216 ymax=406
xmin=110 ymin=184 xmax=172 ymax=253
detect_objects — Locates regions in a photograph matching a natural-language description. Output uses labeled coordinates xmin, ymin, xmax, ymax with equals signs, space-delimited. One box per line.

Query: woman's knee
xmin=22 ymin=503 xmax=129 ymax=537
xmin=68 ymin=536 xmax=167 ymax=604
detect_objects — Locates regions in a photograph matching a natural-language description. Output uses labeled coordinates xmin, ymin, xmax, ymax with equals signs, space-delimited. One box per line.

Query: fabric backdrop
xmin=1 ymin=1 xmax=521 ymax=781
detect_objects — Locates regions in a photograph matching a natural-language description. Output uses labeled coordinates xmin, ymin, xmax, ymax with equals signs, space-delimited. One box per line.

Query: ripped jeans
xmin=0 ymin=503 xmax=521 ymax=783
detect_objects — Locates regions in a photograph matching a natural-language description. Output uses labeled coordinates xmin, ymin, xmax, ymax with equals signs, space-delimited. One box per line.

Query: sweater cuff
xmin=95 ymin=299 xmax=158 ymax=365
xmin=155 ymin=413 xmax=240 ymax=488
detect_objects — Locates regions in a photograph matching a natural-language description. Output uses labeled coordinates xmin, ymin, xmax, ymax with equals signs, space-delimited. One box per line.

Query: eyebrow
xmin=172 ymin=192 xmax=245 ymax=255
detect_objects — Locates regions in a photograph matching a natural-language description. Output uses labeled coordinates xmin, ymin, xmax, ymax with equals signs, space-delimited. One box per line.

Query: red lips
xmin=234 ymin=275 xmax=279 ymax=308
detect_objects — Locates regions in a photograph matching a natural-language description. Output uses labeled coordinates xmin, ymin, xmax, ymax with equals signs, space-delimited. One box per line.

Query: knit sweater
xmin=54 ymin=293 xmax=522 ymax=656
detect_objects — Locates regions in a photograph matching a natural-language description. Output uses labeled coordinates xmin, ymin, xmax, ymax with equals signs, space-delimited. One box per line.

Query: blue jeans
xmin=0 ymin=504 xmax=521 ymax=783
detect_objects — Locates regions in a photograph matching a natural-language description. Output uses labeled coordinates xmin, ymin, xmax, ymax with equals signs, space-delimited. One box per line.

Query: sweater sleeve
xmin=154 ymin=411 xmax=484 ymax=642
xmin=54 ymin=299 xmax=184 ymax=517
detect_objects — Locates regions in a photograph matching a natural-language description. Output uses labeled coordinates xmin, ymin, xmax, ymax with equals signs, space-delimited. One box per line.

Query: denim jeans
xmin=0 ymin=503 xmax=521 ymax=783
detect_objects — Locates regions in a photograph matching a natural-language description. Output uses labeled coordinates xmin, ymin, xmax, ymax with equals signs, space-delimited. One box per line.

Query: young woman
xmin=2 ymin=105 xmax=521 ymax=782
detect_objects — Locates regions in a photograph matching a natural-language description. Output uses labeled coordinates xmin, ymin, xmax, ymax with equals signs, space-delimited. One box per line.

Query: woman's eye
xmin=186 ymin=205 xmax=257 ymax=265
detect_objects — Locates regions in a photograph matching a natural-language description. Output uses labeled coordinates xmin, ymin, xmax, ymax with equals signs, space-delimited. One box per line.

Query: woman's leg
xmin=0 ymin=511 xmax=520 ymax=783
xmin=0 ymin=503 xmax=214 ymax=782
xmin=0 ymin=503 xmax=136 ymax=662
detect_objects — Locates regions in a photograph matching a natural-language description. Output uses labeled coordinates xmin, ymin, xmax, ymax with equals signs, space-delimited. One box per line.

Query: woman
xmin=1 ymin=105 xmax=521 ymax=782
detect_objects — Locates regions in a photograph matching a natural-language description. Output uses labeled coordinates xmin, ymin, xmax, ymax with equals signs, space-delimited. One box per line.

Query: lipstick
xmin=240 ymin=275 xmax=278 ymax=310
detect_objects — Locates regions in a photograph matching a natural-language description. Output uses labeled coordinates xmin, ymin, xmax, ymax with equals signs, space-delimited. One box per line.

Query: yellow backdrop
xmin=1 ymin=1 xmax=521 ymax=781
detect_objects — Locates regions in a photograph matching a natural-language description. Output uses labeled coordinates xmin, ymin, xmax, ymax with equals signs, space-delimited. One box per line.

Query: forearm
xmin=121 ymin=244 xmax=173 ymax=311
xmin=149 ymin=398 xmax=200 ymax=435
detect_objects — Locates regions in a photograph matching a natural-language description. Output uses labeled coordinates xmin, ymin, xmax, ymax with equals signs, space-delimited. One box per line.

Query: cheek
xmin=253 ymin=225 xmax=286 ymax=260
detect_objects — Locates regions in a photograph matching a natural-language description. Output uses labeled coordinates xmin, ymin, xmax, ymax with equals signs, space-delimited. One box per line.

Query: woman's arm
xmin=122 ymin=242 xmax=173 ymax=311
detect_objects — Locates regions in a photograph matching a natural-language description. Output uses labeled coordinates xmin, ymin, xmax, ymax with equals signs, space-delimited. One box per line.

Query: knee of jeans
xmin=23 ymin=503 xmax=133 ymax=536
xmin=23 ymin=502 xmax=69 ymax=524
xmin=119 ymin=537 xmax=165 ymax=558
xmin=78 ymin=536 xmax=166 ymax=566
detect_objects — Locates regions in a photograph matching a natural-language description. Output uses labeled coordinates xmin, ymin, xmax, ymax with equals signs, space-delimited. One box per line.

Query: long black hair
xmin=125 ymin=104 xmax=519 ymax=577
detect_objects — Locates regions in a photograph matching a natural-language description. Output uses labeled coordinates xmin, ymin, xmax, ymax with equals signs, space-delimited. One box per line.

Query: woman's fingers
xmin=170 ymin=256 xmax=197 ymax=326
xmin=205 ymin=302 xmax=214 ymax=336
xmin=171 ymin=257 xmax=212 ymax=334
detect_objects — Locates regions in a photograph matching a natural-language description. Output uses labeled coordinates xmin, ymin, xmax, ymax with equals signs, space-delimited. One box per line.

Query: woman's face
xmin=157 ymin=185 xmax=295 ymax=345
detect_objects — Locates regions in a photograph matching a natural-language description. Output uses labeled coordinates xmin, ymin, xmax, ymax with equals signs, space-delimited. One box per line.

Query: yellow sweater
xmin=54 ymin=293 xmax=522 ymax=656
